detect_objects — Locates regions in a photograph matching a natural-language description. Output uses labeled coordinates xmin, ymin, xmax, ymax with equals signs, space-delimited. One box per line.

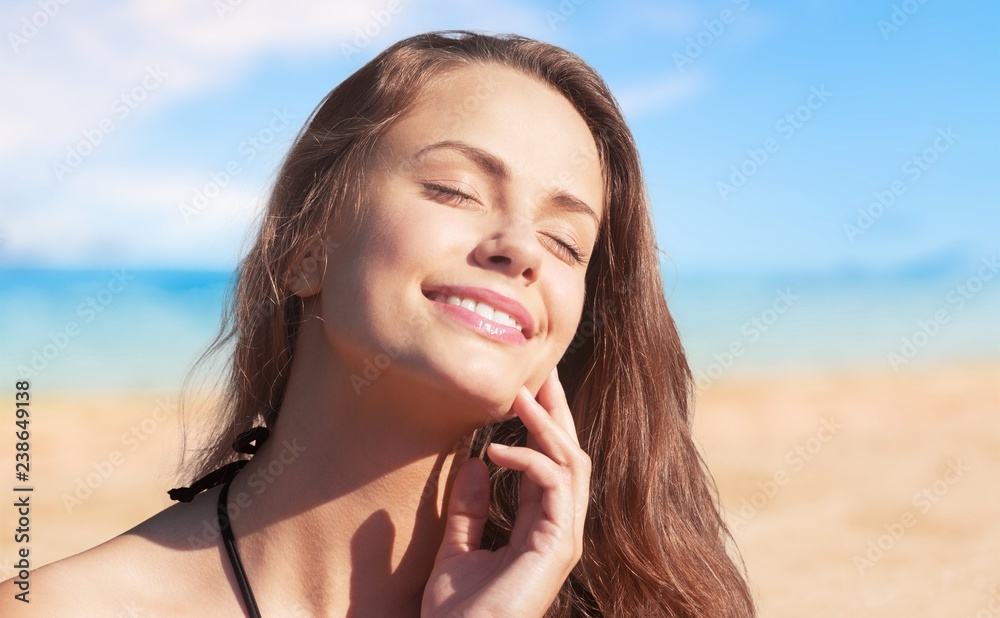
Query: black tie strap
xmin=167 ymin=426 xmax=270 ymax=502
xmin=219 ymin=474 xmax=263 ymax=617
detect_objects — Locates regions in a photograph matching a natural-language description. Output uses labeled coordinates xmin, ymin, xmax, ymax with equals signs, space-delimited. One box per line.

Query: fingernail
xmin=489 ymin=442 xmax=509 ymax=450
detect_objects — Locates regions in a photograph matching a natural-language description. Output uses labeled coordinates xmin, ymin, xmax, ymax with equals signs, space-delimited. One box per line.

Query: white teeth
xmin=474 ymin=303 xmax=494 ymax=320
xmin=429 ymin=291 xmax=524 ymax=331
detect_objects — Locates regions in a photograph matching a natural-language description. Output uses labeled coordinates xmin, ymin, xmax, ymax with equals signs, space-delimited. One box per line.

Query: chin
xmin=379 ymin=331 xmax=539 ymax=425
xmin=440 ymin=370 xmax=519 ymax=425
xmin=400 ymin=357 xmax=513 ymax=423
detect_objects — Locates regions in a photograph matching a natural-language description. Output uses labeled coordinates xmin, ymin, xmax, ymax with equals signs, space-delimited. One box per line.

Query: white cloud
xmin=0 ymin=0 xmax=603 ymax=269
xmin=0 ymin=0 xmax=556 ymax=160
xmin=1 ymin=165 xmax=267 ymax=268
xmin=0 ymin=0 xmax=419 ymax=160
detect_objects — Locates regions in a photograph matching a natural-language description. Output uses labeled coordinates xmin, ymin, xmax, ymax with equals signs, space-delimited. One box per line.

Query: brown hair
xmin=183 ymin=30 xmax=755 ymax=617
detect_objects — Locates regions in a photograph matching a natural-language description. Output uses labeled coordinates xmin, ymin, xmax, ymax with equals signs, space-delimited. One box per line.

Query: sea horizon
xmin=1 ymin=262 xmax=997 ymax=394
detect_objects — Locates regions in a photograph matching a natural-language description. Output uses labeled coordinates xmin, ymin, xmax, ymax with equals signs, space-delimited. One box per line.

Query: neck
xmin=225 ymin=327 xmax=483 ymax=615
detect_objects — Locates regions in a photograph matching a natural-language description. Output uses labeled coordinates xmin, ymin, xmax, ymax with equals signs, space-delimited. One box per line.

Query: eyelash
xmin=543 ymin=235 xmax=584 ymax=264
xmin=423 ymin=182 xmax=478 ymax=207
xmin=421 ymin=182 xmax=586 ymax=265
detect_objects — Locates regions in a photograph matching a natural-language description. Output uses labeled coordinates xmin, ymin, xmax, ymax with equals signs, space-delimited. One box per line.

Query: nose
xmin=472 ymin=214 xmax=543 ymax=283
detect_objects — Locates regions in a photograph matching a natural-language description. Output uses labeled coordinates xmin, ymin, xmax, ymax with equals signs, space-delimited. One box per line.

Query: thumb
xmin=435 ymin=457 xmax=490 ymax=564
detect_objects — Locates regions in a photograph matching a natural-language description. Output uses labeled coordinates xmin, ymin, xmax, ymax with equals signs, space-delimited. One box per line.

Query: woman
xmin=4 ymin=31 xmax=754 ymax=616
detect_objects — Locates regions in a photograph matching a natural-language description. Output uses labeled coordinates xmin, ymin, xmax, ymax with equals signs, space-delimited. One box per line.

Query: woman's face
xmin=313 ymin=64 xmax=604 ymax=421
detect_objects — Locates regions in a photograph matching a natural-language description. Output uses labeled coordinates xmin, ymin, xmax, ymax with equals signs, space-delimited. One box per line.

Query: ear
xmin=284 ymin=240 xmax=329 ymax=298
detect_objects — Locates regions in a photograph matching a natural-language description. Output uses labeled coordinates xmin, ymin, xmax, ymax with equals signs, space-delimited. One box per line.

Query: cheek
xmin=520 ymin=276 xmax=587 ymax=395
xmin=320 ymin=200 xmax=469 ymax=340
xmin=547 ymin=276 xmax=588 ymax=352
xmin=317 ymin=210 xmax=410 ymax=338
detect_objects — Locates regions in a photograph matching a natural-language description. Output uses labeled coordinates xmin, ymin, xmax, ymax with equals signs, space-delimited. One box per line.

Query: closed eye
xmin=422 ymin=182 xmax=480 ymax=207
xmin=541 ymin=233 xmax=585 ymax=265
xmin=422 ymin=182 xmax=587 ymax=265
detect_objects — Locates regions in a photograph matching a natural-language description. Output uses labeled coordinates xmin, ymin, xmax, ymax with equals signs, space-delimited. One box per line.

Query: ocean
xmin=1 ymin=265 xmax=997 ymax=393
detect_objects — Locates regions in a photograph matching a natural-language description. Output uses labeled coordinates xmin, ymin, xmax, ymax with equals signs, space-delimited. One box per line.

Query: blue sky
xmin=1 ymin=0 xmax=997 ymax=275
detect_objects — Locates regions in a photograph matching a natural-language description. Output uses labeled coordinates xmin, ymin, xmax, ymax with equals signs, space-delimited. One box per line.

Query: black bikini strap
xmin=168 ymin=460 xmax=247 ymax=502
xmin=218 ymin=474 xmax=263 ymax=618
xmin=166 ymin=426 xmax=269 ymax=614
xmin=167 ymin=427 xmax=270 ymax=502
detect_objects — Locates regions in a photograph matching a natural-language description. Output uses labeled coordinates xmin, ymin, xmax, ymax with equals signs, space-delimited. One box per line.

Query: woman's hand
xmin=422 ymin=367 xmax=592 ymax=618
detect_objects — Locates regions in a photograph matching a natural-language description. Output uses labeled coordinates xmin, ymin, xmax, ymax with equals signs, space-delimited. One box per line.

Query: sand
xmin=1 ymin=365 xmax=997 ymax=616
xmin=694 ymin=365 xmax=1000 ymax=617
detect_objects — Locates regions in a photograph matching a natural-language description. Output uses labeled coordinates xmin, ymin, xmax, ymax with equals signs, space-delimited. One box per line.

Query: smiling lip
xmin=422 ymin=284 xmax=536 ymax=343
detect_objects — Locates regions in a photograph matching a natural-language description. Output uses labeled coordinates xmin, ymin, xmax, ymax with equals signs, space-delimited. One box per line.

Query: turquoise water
xmin=1 ymin=266 xmax=997 ymax=392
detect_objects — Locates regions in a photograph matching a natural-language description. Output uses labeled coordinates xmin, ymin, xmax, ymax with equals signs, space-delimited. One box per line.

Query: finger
xmin=490 ymin=444 xmax=582 ymax=549
xmin=487 ymin=443 xmax=574 ymax=526
xmin=513 ymin=375 xmax=590 ymax=534
xmin=435 ymin=457 xmax=490 ymax=564
xmin=528 ymin=372 xmax=592 ymax=539
xmin=514 ymin=384 xmax=590 ymax=519
xmin=534 ymin=366 xmax=580 ymax=446
xmin=512 ymin=385 xmax=577 ymax=467
xmin=517 ymin=394 xmax=556 ymax=510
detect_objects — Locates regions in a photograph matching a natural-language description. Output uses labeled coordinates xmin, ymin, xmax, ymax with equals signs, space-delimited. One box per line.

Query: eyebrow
xmin=413 ymin=140 xmax=601 ymax=229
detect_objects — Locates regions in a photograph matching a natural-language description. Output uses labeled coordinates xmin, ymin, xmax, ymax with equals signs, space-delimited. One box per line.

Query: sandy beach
xmin=2 ymin=364 xmax=997 ymax=616
xmin=695 ymin=365 xmax=1000 ymax=617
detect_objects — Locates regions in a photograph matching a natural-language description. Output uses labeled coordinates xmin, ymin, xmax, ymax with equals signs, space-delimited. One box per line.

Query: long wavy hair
xmin=181 ymin=30 xmax=755 ymax=617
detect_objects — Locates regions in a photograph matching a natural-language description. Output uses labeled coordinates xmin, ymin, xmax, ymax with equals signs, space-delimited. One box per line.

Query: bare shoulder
xmin=0 ymin=488 xmax=228 ymax=615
